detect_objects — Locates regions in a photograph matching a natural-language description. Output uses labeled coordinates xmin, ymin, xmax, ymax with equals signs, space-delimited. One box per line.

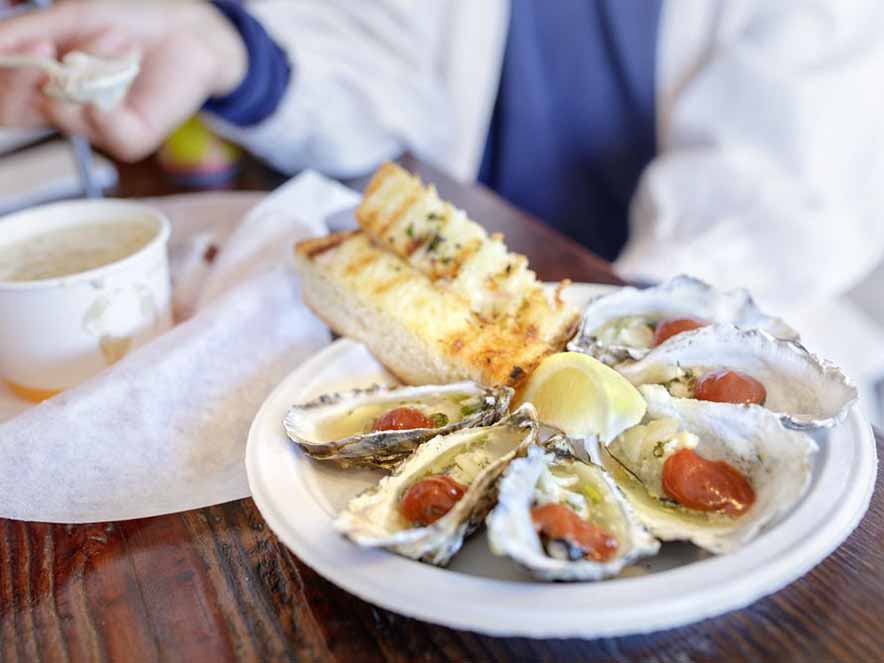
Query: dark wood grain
xmin=1 ymin=154 xmax=881 ymax=663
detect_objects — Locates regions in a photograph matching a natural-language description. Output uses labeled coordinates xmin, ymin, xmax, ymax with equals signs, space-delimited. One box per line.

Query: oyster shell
xmin=486 ymin=437 xmax=659 ymax=581
xmin=615 ymin=325 xmax=857 ymax=429
xmin=602 ymin=385 xmax=818 ymax=553
xmin=284 ymin=381 xmax=513 ymax=469
xmin=568 ymin=275 xmax=798 ymax=365
xmin=334 ymin=403 xmax=538 ymax=565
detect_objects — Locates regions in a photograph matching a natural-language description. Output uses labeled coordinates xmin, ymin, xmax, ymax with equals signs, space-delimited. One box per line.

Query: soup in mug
xmin=0 ymin=218 xmax=157 ymax=283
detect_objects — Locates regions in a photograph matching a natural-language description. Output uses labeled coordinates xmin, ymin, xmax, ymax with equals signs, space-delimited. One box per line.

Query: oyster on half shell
xmin=615 ymin=324 xmax=857 ymax=429
xmin=284 ymin=381 xmax=513 ymax=469
xmin=601 ymin=385 xmax=818 ymax=554
xmin=486 ymin=437 xmax=659 ymax=581
xmin=334 ymin=404 xmax=538 ymax=565
xmin=568 ymin=275 xmax=798 ymax=365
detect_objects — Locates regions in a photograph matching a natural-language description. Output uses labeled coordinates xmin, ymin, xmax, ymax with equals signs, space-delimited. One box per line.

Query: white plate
xmin=245 ymin=283 xmax=878 ymax=639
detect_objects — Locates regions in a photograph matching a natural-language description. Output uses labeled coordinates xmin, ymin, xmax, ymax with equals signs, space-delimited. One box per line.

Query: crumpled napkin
xmin=0 ymin=171 xmax=360 ymax=523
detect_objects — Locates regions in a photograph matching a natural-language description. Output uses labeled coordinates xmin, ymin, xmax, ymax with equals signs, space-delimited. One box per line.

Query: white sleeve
xmin=204 ymin=0 xmax=452 ymax=178
xmin=616 ymin=1 xmax=884 ymax=311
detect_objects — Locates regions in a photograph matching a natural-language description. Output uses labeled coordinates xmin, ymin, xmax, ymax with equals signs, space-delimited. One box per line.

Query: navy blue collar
xmin=479 ymin=0 xmax=662 ymax=261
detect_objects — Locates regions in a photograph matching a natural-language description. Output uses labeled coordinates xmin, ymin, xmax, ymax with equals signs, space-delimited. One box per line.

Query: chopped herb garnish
xmin=460 ymin=404 xmax=480 ymax=417
xmin=653 ymin=441 xmax=665 ymax=458
xmin=427 ymin=212 xmax=444 ymax=221
xmin=505 ymin=264 xmax=512 ymax=274
xmin=441 ymin=257 xmax=452 ymax=265
xmin=406 ymin=224 xmax=415 ymax=238
xmin=429 ymin=412 xmax=450 ymax=428
xmin=426 ymin=234 xmax=444 ymax=253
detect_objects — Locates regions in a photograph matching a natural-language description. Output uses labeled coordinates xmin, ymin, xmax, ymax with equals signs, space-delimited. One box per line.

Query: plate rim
xmin=245 ymin=283 xmax=879 ymax=638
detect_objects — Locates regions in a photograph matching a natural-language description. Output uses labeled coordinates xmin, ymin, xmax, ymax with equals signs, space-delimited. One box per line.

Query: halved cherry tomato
xmin=400 ymin=475 xmax=466 ymax=526
xmin=694 ymin=369 xmax=766 ymax=405
xmin=653 ymin=317 xmax=708 ymax=346
xmin=662 ymin=448 xmax=755 ymax=516
xmin=530 ymin=503 xmax=619 ymax=562
xmin=372 ymin=407 xmax=433 ymax=431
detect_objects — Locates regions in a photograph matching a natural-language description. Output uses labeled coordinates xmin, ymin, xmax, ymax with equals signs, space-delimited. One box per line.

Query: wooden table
xmin=1 ymin=154 xmax=881 ymax=662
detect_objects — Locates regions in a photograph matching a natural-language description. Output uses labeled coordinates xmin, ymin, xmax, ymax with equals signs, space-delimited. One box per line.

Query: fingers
xmin=37 ymin=88 xmax=157 ymax=163
xmin=0 ymin=39 xmax=56 ymax=127
xmin=0 ymin=4 xmax=116 ymax=129
xmin=85 ymin=107 xmax=160 ymax=163
xmin=38 ymin=95 xmax=90 ymax=136
xmin=2 ymin=3 xmax=217 ymax=162
xmin=0 ymin=2 xmax=129 ymax=54
xmin=30 ymin=27 xmax=156 ymax=161
xmin=83 ymin=39 xmax=219 ymax=162
xmin=0 ymin=3 xmax=87 ymax=52
xmin=37 ymin=96 xmax=154 ymax=163
xmin=29 ymin=28 xmax=131 ymax=140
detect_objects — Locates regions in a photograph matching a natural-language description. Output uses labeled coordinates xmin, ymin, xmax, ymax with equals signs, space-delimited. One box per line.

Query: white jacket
xmin=210 ymin=0 xmax=884 ymax=418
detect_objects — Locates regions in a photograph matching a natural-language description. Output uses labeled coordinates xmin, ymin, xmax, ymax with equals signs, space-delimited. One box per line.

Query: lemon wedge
xmin=518 ymin=352 xmax=646 ymax=441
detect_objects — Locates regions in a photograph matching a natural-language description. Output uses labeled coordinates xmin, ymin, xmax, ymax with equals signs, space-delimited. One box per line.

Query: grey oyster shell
xmin=568 ymin=275 xmax=799 ymax=365
xmin=334 ymin=403 xmax=539 ymax=566
xmin=486 ymin=436 xmax=659 ymax=581
xmin=615 ymin=324 xmax=857 ymax=429
xmin=284 ymin=381 xmax=513 ymax=469
xmin=602 ymin=385 xmax=818 ymax=554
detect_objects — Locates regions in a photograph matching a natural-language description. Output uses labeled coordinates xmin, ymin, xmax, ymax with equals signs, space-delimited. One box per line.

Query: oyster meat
xmin=615 ymin=325 xmax=857 ymax=429
xmin=602 ymin=385 xmax=818 ymax=553
xmin=284 ymin=381 xmax=513 ymax=469
xmin=486 ymin=436 xmax=659 ymax=581
xmin=568 ymin=275 xmax=798 ymax=365
xmin=334 ymin=404 xmax=538 ymax=565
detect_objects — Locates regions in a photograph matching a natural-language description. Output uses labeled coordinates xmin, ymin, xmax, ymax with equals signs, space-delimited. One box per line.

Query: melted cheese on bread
xmin=357 ymin=163 xmax=549 ymax=323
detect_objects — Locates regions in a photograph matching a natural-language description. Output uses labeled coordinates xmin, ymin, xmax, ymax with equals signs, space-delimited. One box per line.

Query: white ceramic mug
xmin=0 ymin=199 xmax=172 ymax=401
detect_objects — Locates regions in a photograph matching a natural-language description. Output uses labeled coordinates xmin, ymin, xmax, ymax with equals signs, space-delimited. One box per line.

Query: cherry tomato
xmin=530 ymin=503 xmax=619 ymax=562
xmin=400 ymin=475 xmax=466 ymax=526
xmin=372 ymin=407 xmax=433 ymax=431
xmin=694 ymin=369 xmax=767 ymax=405
xmin=653 ymin=317 xmax=708 ymax=346
xmin=662 ymin=448 xmax=755 ymax=516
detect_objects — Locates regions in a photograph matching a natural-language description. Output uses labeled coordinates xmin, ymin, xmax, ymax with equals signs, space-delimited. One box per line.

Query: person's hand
xmin=0 ymin=0 xmax=247 ymax=161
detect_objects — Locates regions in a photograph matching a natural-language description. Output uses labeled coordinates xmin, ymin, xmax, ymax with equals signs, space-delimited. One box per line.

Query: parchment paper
xmin=0 ymin=171 xmax=359 ymax=523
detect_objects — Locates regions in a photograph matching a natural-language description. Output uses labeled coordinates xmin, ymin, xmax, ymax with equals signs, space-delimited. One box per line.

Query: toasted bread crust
xmin=293 ymin=231 xmax=578 ymax=387
xmin=298 ymin=230 xmax=361 ymax=259
xmin=295 ymin=163 xmax=578 ymax=387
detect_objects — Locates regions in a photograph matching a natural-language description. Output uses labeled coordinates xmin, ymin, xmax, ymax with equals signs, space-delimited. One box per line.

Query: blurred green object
xmin=157 ymin=116 xmax=241 ymax=188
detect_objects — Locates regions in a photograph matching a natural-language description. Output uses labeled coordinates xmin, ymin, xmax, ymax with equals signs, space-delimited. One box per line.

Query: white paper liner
xmin=0 ymin=171 xmax=359 ymax=523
